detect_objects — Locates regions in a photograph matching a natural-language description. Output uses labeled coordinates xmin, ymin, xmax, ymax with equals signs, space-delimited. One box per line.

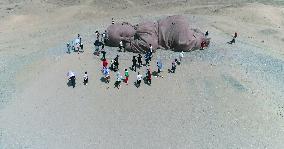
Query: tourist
xmin=95 ymin=31 xmax=100 ymax=40
xmin=115 ymin=72 xmax=122 ymax=89
xmin=205 ymin=30 xmax=209 ymax=36
xmin=136 ymin=72 xmax=143 ymax=88
xmin=145 ymin=53 xmax=150 ymax=66
xmin=112 ymin=18 xmax=115 ymax=24
xmin=201 ymin=40 xmax=206 ymax=50
xmin=114 ymin=55 xmax=119 ymax=71
xmin=124 ymin=69 xmax=129 ymax=85
xmin=94 ymin=39 xmax=101 ymax=55
xmin=131 ymin=56 xmax=137 ymax=72
xmin=149 ymin=44 xmax=153 ymax=61
xmin=137 ymin=54 xmax=143 ymax=67
xmin=234 ymin=32 xmax=238 ymax=39
xmin=179 ymin=51 xmax=184 ymax=63
xmin=102 ymin=67 xmax=110 ymax=83
xmin=146 ymin=68 xmax=152 ymax=85
xmin=67 ymin=43 xmax=71 ymax=54
xmin=171 ymin=60 xmax=177 ymax=73
xmin=102 ymin=58 xmax=108 ymax=68
xmin=101 ymin=49 xmax=106 ymax=60
xmin=119 ymin=40 xmax=124 ymax=52
xmin=157 ymin=59 xmax=163 ymax=73
xmin=83 ymin=72 xmax=88 ymax=85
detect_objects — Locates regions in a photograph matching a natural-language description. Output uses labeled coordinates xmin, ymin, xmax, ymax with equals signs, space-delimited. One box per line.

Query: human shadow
xmin=100 ymin=77 xmax=109 ymax=84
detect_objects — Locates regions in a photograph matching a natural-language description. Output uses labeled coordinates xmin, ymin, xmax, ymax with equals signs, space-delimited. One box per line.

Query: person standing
xmin=102 ymin=67 xmax=110 ymax=83
xmin=115 ymin=72 xmax=122 ymax=89
xmin=101 ymin=45 xmax=106 ymax=60
xmin=136 ymin=72 xmax=143 ymax=88
xmin=157 ymin=59 xmax=163 ymax=73
xmin=146 ymin=68 xmax=152 ymax=85
xmin=110 ymin=60 xmax=114 ymax=71
xmin=131 ymin=56 xmax=137 ymax=72
xmin=83 ymin=72 xmax=88 ymax=85
xmin=70 ymin=76 xmax=76 ymax=88
xmin=124 ymin=69 xmax=129 ymax=85
xmin=171 ymin=60 xmax=177 ymax=73
xmin=145 ymin=53 xmax=150 ymax=66
xmin=94 ymin=39 xmax=100 ymax=55
xmin=205 ymin=30 xmax=209 ymax=36
xmin=179 ymin=51 xmax=184 ymax=63
xmin=114 ymin=55 xmax=119 ymax=71
xmin=201 ymin=40 xmax=206 ymax=50
xmin=149 ymin=44 xmax=153 ymax=61
xmin=234 ymin=32 xmax=238 ymax=39
xmin=137 ymin=54 xmax=143 ymax=68
xmin=67 ymin=43 xmax=71 ymax=54
xmin=102 ymin=30 xmax=107 ymax=44
xmin=119 ymin=40 xmax=124 ymax=52
xmin=112 ymin=18 xmax=115 ymax=24
xmin=102 ymin=58 xmax=108 ymax=68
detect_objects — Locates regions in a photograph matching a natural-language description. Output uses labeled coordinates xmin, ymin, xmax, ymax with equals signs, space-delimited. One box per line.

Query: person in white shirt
xmin=112 ymin=18 xmax=115 ymax=24
xmin=119 ymin=40 xmax=124 ymax=52
xmin=136 ymin=72 xmax=143 ymax=88
xmin=149 ymin=44 xmax=153 ymax=61
xmin=179 ymin=51 xmax=184 ymax=63
xmin=83 ymin=72 xmax=88 ymax=85
xmin=115 ymin=71 xmax=122 ymax=89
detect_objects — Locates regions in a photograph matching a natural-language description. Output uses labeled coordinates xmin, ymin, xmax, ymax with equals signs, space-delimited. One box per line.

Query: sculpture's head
xmin=106 ymin=22 xmax=136 ymax=46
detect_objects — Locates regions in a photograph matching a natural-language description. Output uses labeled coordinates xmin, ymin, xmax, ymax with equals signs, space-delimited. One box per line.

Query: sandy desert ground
xmin=0 ymin=0 xmax=284 ymax=148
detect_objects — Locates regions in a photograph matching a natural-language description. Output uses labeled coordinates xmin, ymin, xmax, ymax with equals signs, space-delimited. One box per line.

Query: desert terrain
xmin=0 ymin=0 xmax=284 ymax=148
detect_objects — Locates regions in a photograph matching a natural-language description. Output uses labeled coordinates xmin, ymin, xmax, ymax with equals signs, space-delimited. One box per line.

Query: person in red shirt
xmin=201 ymin=41 xmax=206 ymax=50
xmin=146 ymin=68 xmax=152 ymax=85
xmin=102 ymin=59 xmax=108 ymax=68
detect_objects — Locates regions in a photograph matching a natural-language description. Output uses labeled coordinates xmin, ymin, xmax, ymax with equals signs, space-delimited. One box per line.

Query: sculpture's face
xmin=106 ymin=23 xmax=136 ymax=46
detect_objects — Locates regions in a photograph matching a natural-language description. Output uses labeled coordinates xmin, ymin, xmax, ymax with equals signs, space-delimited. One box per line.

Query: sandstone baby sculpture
xmin=105 ymin=15 xmax=210 ymax=53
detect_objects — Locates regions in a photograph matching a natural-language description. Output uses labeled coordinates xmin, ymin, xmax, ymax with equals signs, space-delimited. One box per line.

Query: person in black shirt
xmin=137 ymin=54 xmax=142 ymax=68
xmin=131 ymin=56 xmax=137 ymax=72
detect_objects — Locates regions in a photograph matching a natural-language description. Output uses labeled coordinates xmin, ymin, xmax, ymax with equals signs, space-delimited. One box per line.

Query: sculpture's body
xmin=106 ymin=15 xmax=210 ymax=53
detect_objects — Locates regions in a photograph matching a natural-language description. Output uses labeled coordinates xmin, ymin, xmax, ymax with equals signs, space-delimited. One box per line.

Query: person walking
xmin=131 ymin=56 xmax=137 ymax=72
xmin=124 ymin=69 xmax=129 ymax=85
xmin=83 ymin=72 xmax=88 ymax=85
xmin=137 ymin=54 xmax=143 ymax=68
xmin=201 ymin=40 xmax=206 ymax=50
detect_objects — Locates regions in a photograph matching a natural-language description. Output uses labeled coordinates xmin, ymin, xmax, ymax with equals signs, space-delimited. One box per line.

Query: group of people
xmin=67 ymin=25 xmax=237 ymax=89
xmin=67 ymin=34 xmax=84 ymax=54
